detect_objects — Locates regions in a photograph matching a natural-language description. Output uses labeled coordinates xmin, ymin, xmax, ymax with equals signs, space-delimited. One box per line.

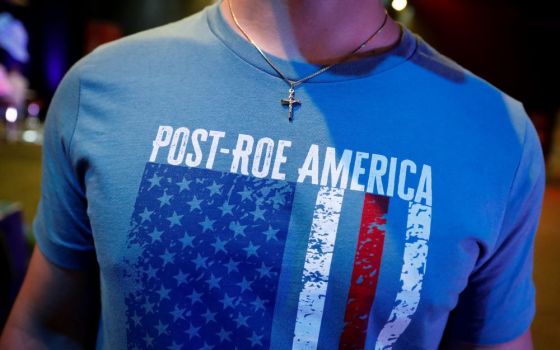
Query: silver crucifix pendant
xmin=281 ymin=87 xmax=301 ymax=122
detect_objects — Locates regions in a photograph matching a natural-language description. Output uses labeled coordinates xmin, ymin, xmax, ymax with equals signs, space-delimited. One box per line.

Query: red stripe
xmin=339 ymin=194 xmax=389 ymax=349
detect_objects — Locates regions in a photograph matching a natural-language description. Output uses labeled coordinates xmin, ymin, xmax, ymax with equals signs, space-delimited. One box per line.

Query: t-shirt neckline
xmin=205 ymin=1 xmax=418 ymax=84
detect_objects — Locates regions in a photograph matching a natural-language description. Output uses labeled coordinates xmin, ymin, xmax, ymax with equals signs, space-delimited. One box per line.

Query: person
xmin=0 ymin=0 xmax=544 ymax=349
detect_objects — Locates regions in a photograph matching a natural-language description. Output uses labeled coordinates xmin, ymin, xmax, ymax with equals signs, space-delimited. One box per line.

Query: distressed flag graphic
xmin=123 ymin=162 xmax=428 ymax=350
xmin=125 ymin=163 xmax=296 ymax=350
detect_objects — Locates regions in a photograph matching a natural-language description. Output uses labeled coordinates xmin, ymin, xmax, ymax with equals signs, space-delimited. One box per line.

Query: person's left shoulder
xmin=464 ymin=69 xmax=529 ymax=140
xmin=451 ymin=67 xmax=533 ymax=161
xmin=406 ymin=31 xmax=529 ymax=147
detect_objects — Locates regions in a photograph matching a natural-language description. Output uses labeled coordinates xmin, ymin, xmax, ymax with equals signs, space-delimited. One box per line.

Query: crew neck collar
xmin=205 ymin=1 xmax=418 ymax=83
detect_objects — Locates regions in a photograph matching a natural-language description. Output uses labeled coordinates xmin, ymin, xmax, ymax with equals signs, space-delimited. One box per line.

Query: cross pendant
xmin=281 ymin=87 xmax=301 ymax=122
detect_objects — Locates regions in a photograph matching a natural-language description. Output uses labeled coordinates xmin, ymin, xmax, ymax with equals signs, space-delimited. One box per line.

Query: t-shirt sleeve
xmin=443 ymin=105 xmax=546 ymax=345
xmin=32 ymin=63 xmax=97 ymax=270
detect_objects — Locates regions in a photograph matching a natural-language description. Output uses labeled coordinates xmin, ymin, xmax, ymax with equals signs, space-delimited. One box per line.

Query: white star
xmin=160 ymin=249 xmax=175 ymax=267
xmin=139 ymin=208 xmax=153 ymax=223
xmin=271 ymin=191 xmax=286 ymax=207
xmin=218 ymin=201 xmax=235 ymax=216
xmin=173 ymin=270 xmax=188 ymax=286
xmin=220 ymin=293 xmax=237 ymax=310
xmin=145 ymin=265 xmax=158 ymax=280
xmin=142 ymin=333 xmax=154 ymax=347
xmin=217 ymin=328 xmax=232 ymax=342
xmin=205 ymin=273 xmax=222 ymax=290
xmin=179 ymin=232 xmax=195 ymax=248
xmin=157 ymin=285 xmax=171 ymax=300
xmin=247 ymin=331 xmax=263 ymax=347
xmin=262 ymin=225 xmax=279 ymax=241
xmin=237 ymin=186 xmax=252 ymax=201
xmin=237 ymin=277 xmax=253 ymax=293
xmin=233 ymin=312 xmax=249 ymax=328
xmin=250 ymin=205 xmax=266 ymax=221
xmin=210 ymin=237 xmax=228 ymax=254
xmin=224 ymin=258 xmax=240 ymax=274
xmin=142 ymin=300 xmax=155 ymax=314
xmin=243 ymin=241 xmax=260 ymax=258
xmin=148 ymin=228 xmax=164 ymax=242
xmin=169 ymin=305 xmax=186 ymax=321
xmin=201 ymin=308 xmax=217 ymax=323
xmin=256 ymin=262 xmax=273 ymax=278
xmin=147 ymin=173 xmax=162 ymax=190
xmin=229 ymin=221 xmax=247 ymax=238
xmin=199 ymin=216 xmax=215 ymax=232
xmin=250 ymin=296 xmax=267 ymax=312
xmin=187 ymin=195 xmax=203 ymax=211
xmin=131 ymin=312 xmax=142 ymax=326
xmin=187 ymin=289 xmax=203 ymax=305
xmin=199 ymin=342 xmax=214 ymax=350
xmin=206 ymin=181 xmax=223 ymax=196
xmin=154 ymin=320 xmax=168 ymax=335
xmin=192 ymin=254 xmax=208 ymax=270
xmin=167 ymin=341 xmax=183 ymax=350
xmin=167 ymin=211 xmax=183 ymax=227
xmin=157 ymin=190 xmax=173 ymax=207
xmin=185 ymin=323 xmax=200 ymax=340
xmin=177 ymin=177 xmax=191 ymax=192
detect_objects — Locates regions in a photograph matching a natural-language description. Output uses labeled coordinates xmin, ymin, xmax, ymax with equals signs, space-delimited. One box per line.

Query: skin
xmin=221 ymin=0 xmax=403 ymax=65
xmin=0 ymin=247 xmax=100 ymax=349
xmin=0 ymin=1 xmax=534 ymax=348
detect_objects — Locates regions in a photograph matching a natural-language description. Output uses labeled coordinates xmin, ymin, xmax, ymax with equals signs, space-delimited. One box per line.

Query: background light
xmin=27 ymin=103 xmax=40 ymax=117
xmin=5 ymin=107 xmax=18 ymax=123
xmin=391 ymin=0 xmax=408 ymax=11
xmin=22 ymin=130 xmax=39 ymax=143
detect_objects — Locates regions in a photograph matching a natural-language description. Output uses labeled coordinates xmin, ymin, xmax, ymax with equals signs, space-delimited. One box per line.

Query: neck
xmin=221 ymin=0 xmax=402 ymax=65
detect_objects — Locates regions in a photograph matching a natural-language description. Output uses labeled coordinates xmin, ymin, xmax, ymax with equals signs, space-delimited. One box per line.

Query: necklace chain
xmin=226 ymin=0 xmax=389 ymax=120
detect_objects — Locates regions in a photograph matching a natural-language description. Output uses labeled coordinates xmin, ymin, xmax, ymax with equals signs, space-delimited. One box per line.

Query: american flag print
xmin=123 ymin=162 xmax=431 ymax=350
xmin=124 ymin=162 xmax=295 ymax=350
xmin=340 ymin=194 xmax=389 ymax=349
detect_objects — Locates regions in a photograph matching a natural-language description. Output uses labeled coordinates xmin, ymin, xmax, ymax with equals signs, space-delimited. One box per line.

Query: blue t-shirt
xmin=34 ymin=2 xmax=545 ymax=349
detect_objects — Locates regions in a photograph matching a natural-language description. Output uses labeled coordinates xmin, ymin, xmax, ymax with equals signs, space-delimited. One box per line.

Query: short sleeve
xmin=443 ymin=108 xmax=546 ymax=344
xmin=32 ymin=63 xmax=97 ymax=270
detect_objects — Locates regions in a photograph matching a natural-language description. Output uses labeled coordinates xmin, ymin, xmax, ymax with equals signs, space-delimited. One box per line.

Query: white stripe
xmin=375 ymin=202 xmax=432 ymax=350
xmin=292 ymin=186 xmax=345 ymax=350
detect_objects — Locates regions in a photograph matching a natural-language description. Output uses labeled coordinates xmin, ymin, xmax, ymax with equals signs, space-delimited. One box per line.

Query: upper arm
xmin=0 ymin=58 xmax=101 ymax=349
xmin=0 ymin=246 xmax=100 ymax=349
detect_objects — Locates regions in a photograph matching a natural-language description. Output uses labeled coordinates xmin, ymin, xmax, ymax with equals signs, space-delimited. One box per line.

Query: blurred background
xmin=0 ymin=0 xmax=558 ymax=347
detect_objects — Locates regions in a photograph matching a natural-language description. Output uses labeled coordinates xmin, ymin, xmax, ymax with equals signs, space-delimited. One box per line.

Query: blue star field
xmin=124 ymin=162 xmax=296 ymax=349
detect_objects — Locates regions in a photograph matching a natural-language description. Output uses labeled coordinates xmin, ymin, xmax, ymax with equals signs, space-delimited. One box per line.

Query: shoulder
xmin=404 ymin=29 xmax=531 ymax=153
xmin=68 ymin=7 xmax=214 ymax=81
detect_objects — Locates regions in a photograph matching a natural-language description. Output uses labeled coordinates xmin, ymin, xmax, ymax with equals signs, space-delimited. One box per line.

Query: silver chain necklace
xmin=227 ymin=0 xmax=389 ymax=121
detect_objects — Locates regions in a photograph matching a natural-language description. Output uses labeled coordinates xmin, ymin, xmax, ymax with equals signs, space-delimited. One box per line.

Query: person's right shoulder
xmin=71 ymin=7 xmax=212 ymax=79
